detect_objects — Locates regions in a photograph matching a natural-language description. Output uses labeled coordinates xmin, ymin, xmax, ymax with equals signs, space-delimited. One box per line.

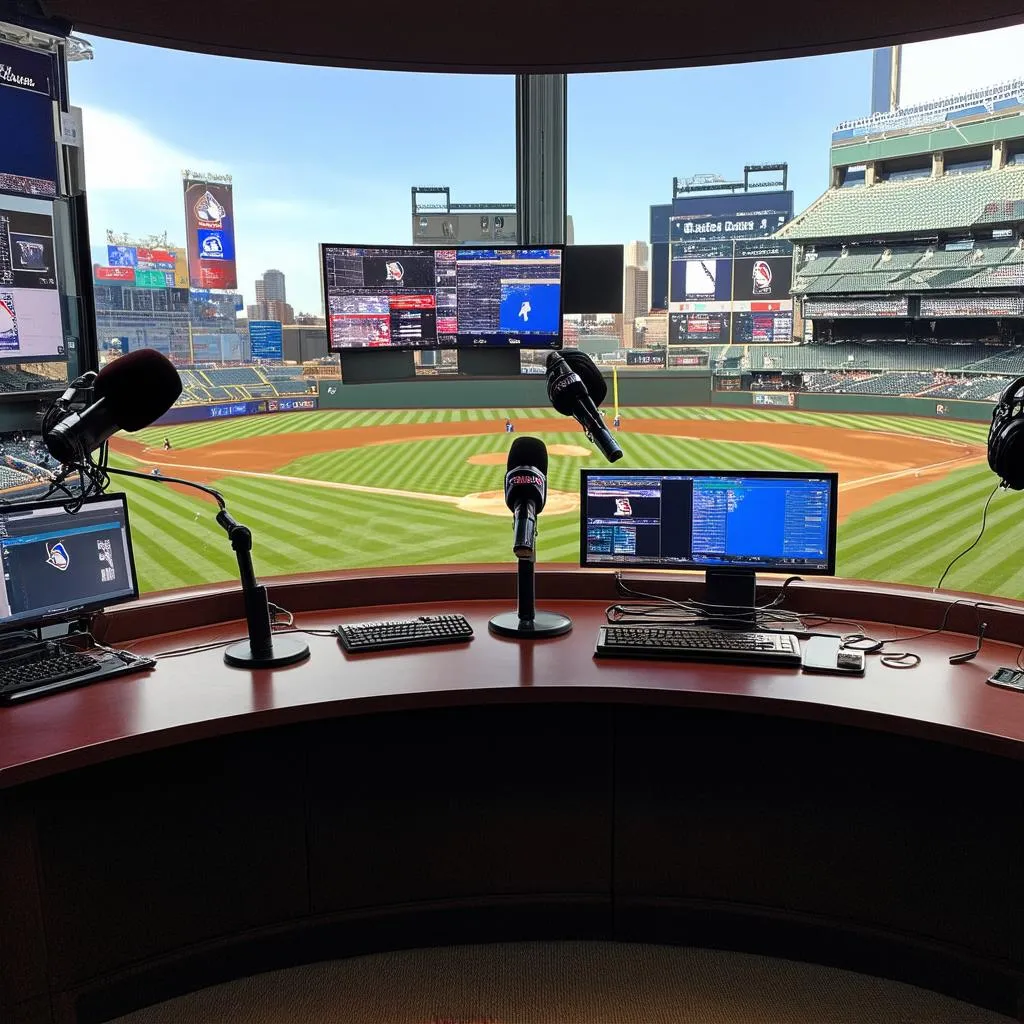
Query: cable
xmin=934 ymin=483 xmax=1000 ymax=592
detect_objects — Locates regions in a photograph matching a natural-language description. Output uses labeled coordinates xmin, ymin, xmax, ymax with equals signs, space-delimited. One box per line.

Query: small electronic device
xmin=580 ymin=469 xmax=838 ymax=628
xmin=594 ymin=625 xmax=802 ymax=667
xmin=986 ymin=666 xmax=1024 ymax=692
xmin=801 ymin=635 xmax=866 ymax=675
xmin=337 ymin=613 xmax=474 ymax=653
xmin=320 ymin=244 xmax=563 ymax=350
xmin=0 ymin=493 xmax=152 ymax=702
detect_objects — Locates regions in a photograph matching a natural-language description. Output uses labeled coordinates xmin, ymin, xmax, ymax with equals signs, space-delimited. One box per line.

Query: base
xmin=224 ymin=634 xmax=311 ymax=669
xmin=488 ymin=610 xmax=573 ymax=639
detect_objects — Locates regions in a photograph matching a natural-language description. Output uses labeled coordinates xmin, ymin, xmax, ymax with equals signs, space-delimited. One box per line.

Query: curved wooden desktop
xmin=3 ymin=567 xmax=1024 ymax=1024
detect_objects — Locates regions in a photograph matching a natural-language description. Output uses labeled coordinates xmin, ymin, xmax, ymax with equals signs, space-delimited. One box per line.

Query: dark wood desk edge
xmin=4 ymin=679 xmax=1024 ymax=792
xmin=95 ymin=565 xmax=1024 ymax=646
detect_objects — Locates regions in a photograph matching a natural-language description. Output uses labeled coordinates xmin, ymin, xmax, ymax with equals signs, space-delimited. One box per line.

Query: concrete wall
xmin=318 ymin=373 xmax=712 ymax=409
xmin=711 ymin=389 xmax=994 ymax=422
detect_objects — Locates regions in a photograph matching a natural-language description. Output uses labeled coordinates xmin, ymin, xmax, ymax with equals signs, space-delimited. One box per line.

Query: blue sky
xmin=67 ymin=25 xmax=1024 ymax=314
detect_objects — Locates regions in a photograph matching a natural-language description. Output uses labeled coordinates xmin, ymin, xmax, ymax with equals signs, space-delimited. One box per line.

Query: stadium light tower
xmin=871 ymin=45 xmax=902 ymax=114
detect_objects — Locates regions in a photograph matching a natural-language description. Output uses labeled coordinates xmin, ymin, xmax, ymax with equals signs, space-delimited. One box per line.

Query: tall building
xmin=262 ymin=269 xmax=286 ymax=303
xmin=623 ymin=265 xmax=649 ymax=347
xmin=625 ymin=241 xmax=648 ymax=269
xmin=266 ymin=299 xmax=295 ymax=326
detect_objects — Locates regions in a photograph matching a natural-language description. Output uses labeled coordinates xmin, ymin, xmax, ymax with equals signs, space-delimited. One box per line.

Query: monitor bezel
xmin=0 ymin=491 xmax=140 ymax=631
xmin=319 ymin=242 xmax=565 ymax=352
xmin=579 ymin=468 xmax=839 ymax=576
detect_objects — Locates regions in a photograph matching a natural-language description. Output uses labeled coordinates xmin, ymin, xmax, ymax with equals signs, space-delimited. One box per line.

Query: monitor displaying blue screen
xmin=321 ymin=244 xmax=563 ymax=350
xmin=580 ymin=470 xmax=838 ymax=574
xmin=0 ymin=41 xmax=59 ymax=200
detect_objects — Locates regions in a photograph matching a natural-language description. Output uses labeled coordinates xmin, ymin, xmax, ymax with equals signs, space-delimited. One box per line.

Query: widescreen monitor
xmin=321 ymin=244 xmax=563 ymax=350
xmin=580 ymin=469 xmax=838 ymax=576
xmin=0 ymin=494 xmax=139 ymax=630
xmin=0 ymin=40 xmax=59 ymax=201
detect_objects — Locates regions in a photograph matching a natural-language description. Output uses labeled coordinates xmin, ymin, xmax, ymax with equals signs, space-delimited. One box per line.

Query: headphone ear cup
xmin=988 ymin=376 xmax=1024 ymax=484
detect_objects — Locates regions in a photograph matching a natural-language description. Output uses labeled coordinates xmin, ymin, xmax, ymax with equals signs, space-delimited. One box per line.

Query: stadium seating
xmin=272 ymin=381 xmax=313 ymax=395
xmin=963 ymin=348 xmax=1024 ymax=373
xmin=203 ymin=367 xmax=264 ymax=386
xmin=244 ymin=385 xmax=277 ymax=398
xmin=840 ymin=372 xmax=941 ymax=395
xmin=0 ymin=368 xmax=56 ymax=393
xmin=927 ymin=376 xmax=1011 ymax=401
xmin=780 ymin=164 xmax=1024 ymax=239
xmin=262 ymin=367 xmax=305 ymax=380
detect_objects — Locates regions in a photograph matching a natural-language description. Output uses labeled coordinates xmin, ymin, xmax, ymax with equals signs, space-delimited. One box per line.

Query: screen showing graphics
xmin=0 ymin=197 xmax=64 ymax=360
xmin=0 ymin=495 xmax=138 ymax=629
xmin=0 ymin=42 xmax=58 ymax=200
xmin=732 ymin=309 xmax=794 ymax=343
xmin=321 ymin=245 xmax=563 ymax=349
xmin=669 ymin=241 xmax=733 ymax=306
xmin=732 ymin=239 xmax=793 ymax=302
xmin=580 ymin=470 xmax=837 ymax=574
xmin=669 ymin=312 xmax=729 ymax=344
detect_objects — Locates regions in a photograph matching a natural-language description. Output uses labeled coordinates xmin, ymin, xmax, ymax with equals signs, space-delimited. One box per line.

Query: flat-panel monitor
xmin=562 ymin=244 xmax=623 ymax=313
xmin=0 ymin=40 xmax=59 ymax=201
xmin=0 ymin=195 xmax=66 ymax=362
xmin=580 ymin=469 xmax=837 ymax=575
xmin=0 ymin=494 xmax=139 ymax=630
xmin=321 ymin=244 xmax=563 ymax=350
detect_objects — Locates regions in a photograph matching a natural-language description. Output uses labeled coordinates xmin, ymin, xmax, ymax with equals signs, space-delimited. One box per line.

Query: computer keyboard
xmin=337 ymin=614 xmax=474 ymax=653
xmin=0 ymin=643 xmax=156 ymax=703
xmin=595 ymin=625 xmax=802 ymax=667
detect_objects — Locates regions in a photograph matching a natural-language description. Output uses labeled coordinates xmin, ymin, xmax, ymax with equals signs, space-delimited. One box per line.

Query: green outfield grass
xmin=113 ymin=406 xmax=1023 ymax=601
xmin=131 ymin=405 xmax=990 ymax=451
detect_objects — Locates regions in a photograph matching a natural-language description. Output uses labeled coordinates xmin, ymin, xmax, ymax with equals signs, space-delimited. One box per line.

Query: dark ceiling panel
xmin=34 ymin=0 xmax=1024 ymax=72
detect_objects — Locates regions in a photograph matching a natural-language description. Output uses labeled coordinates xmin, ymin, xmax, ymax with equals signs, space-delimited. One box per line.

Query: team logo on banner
xmin=752 ymin=260 xmax=773 ymax=295
xmin=194 ymin=191 xmax=226 ymax=228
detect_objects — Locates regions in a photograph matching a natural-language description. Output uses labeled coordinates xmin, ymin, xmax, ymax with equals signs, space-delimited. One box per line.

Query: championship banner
xmin=182 ymin=171 xmax=237 ymax=290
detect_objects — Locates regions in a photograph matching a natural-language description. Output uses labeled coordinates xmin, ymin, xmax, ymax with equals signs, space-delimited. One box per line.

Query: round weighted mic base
xmin=224 ymin=634 xmax=311 ymax=669
xmin=488 ymin=610 xmax=573 ymax=639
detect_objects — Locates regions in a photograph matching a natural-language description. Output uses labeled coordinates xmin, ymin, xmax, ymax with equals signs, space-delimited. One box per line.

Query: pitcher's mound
xmin=467 ymin=444 xmax=590 ymax=466
xmin=457 ymin=490 xmax=580 ymax=516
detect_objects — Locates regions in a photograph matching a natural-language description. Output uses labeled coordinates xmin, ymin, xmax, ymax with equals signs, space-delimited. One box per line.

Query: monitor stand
xmin=703 ymin=567 xmax=757 ymax=631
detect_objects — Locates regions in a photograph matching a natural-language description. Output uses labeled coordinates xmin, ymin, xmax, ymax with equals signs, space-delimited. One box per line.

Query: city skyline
xmin=69 ymin=23 xmax=1024 ymax=315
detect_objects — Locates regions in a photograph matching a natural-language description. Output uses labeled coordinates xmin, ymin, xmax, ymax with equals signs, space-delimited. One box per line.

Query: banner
xmin=95 ymin=265 xmax=135 ymax=283
xmin=182 ymin=174 xmax=237 ymax=290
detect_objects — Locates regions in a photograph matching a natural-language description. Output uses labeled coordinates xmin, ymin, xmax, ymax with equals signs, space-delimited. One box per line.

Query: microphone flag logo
xmin=45 ymin=541 xmax=70 ymax=571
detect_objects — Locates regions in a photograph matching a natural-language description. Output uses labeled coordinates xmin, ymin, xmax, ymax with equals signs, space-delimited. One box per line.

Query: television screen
xmin=0 ymin=41 xmax=59 ymax=201
xmin=321 ymin=244 xmax=563 ymax=350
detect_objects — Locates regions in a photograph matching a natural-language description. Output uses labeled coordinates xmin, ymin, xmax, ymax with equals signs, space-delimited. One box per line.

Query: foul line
xmin=142 ymin=459 xmax=462 ymax=506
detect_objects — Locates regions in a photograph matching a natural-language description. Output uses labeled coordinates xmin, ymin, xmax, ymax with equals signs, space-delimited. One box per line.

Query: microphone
xmin=45 ymin=349 xmax=183 ymax=464
xmin=504 ymin=436 xmax=547 ymax=560
xmin=545 ymin=351 xmax=623 ymax=463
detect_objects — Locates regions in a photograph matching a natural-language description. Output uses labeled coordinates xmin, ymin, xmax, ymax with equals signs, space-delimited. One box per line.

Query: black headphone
xmin=987 ymin=376 xmax=1024 ymax=489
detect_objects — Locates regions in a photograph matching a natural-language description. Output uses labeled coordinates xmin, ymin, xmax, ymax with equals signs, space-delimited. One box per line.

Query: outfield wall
xmin=712 ymin=390 xmax=993 ymax=422
xmin=317 ymin=373 xmax=712 ymax=409
xmin=157 ymin=396 xmax=319 ymax=425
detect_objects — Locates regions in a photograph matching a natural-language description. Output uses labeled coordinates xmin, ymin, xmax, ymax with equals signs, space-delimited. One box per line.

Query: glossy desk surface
xmin=3 ymin=568 xmax=1024 ymax=787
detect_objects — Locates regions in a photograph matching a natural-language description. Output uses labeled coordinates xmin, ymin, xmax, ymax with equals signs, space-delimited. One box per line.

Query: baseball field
xmin=108 ymin=405 xmax=1023 ymax=600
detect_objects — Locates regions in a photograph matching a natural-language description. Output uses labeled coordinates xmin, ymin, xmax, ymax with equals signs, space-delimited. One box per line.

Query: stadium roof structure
xmin=779 ymin=165 xmax=1024 ymax=243
xmin=792 ymin=241 xmax=1024 ymax=296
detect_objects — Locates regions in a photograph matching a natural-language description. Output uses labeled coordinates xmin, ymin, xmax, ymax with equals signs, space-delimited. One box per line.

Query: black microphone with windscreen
xmin=45 ymin=349 xmax=183 ymax=464
xmin=545 ymin=350 xmax=623 ymax=462
xmin=504 ymin=436 xmax=548 ymax=560
xmin=489 ymin=434 xmax=572 ymax=640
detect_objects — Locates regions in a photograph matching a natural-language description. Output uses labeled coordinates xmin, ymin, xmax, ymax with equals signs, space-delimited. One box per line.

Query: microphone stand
xmin=488 ymin=553 xmax=572 ymax=639
xmin=105 ymin=465 xmax=310 ymax=669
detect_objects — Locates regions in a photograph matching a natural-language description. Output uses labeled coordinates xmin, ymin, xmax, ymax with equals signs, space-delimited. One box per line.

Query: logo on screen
xmin=200 ymin=233 xmax=224 ymax=257
xmin=385 ymin=261 xmax=404 ymax=283
xmin=614 ymin=498 xmax=633 ymax=516
xmin=45 ymin=541 xmax=70 ymax=572
xmin=752 ymin=260 xmax=773 ymax=295
xmin=194 ymin=191 xmax=226 ymax=227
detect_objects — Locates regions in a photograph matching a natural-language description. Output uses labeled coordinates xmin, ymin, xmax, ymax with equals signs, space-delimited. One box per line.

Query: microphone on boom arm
xmin=505 ymin=436 xmax=548 ymax=560
xmin=545 ymin=350 xmax=623 ymax=463
xmin=44 ymin=349 xmax=183 ymax=465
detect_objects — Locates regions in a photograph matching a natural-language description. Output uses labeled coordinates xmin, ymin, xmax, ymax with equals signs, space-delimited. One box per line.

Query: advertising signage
xmin=670 ymin=191 xmax=794 ymax=242
xmin=183 ymin=174 xmax=238 ymax=290
xmin=95 ymin=265 xmax=135 ymax=283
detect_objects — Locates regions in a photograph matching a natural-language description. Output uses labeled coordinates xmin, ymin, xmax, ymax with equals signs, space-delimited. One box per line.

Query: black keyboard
xmin=595 ymin=625 xmax=802 ymax=667
xmin=337 ymin=614 xmax=474 ymax=653
xmin=0 ymin=643 xmax=156 ymax=703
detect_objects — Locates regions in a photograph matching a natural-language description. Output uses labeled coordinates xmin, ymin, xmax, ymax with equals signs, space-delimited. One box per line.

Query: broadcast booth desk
xmin=3 ymin=567 xmax=1024 ymax=1024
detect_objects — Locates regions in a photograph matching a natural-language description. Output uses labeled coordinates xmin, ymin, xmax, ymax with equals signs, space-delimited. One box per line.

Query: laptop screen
xmin=0 ymin=494 xmax=139 ymax=629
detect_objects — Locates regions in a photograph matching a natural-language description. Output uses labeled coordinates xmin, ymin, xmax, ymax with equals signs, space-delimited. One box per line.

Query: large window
xmin=56 ymin=26 xmax=1024 ymax=602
